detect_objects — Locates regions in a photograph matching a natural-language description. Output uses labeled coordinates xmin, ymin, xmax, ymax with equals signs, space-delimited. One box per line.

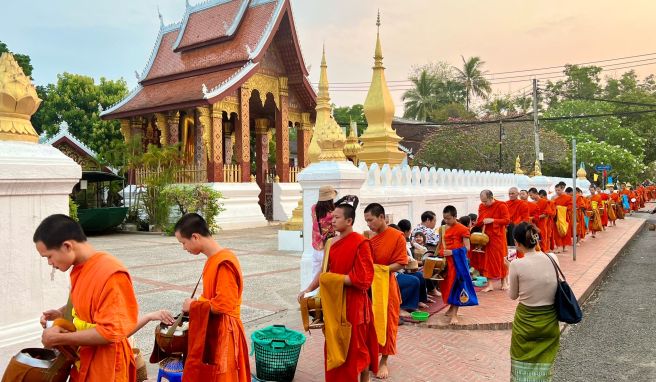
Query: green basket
xmin=251 ymin=325 xmax=306 ymax=382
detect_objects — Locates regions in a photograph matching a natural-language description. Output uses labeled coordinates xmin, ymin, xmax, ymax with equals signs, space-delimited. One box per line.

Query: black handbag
xmin=544 ymin=253 xmax=583 ymax=324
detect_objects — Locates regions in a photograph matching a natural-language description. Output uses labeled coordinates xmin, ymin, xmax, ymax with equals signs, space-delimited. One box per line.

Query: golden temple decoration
xmin=155 ymin=113 xmax=168 ymax=145
xmin=314 ymin=47 xmax=346 ymax=162
xmin=530 ymin=159 xmax=542 ymax=177
xmin=344 ymin=120 xmax=362 ymax=163
xmin=197 ymin=107 xmax=212 ymax=161
xmin=119 ymin=119 xmax=131 ymax=143
xmin=282 ymin=198 xmax=304 ymax=230
xmin=217 ymin=97 xmax=239 ymax=117
xmin=245 ymin=73 xmax=279 ymax=108
xmin=0 ymin=52 xmax=41 ymax=143
xmin=358 ymin=12 xmax=405 ymax=165
xmin=514 ymin=155 xmax=524 ymax=175
xmin=577 ymin=162 xmax=587 ymax=180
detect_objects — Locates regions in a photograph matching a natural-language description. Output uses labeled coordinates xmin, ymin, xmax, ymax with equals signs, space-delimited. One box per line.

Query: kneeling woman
xmin=508 ymin=222 xmax=560 ymax=382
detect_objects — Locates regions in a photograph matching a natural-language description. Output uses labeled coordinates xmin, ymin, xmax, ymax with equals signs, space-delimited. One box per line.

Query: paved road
xmin=554 ymin=214 xmax=656 ymax=382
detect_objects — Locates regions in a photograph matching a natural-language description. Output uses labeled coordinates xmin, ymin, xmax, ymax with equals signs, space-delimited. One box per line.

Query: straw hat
xmin=318 ymin=185 xmax=337 ymax=202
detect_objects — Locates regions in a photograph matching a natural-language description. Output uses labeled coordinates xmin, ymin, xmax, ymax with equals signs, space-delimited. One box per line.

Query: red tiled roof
xmin=144 ymin=1 xmax=276 ymax=82
xmin=175 ymin=0 xmax=246 ymax=51
xmin=102 ymin=0 xmax=316 ymax=119
xmin=109 ymin=67 xmax=243 ymax=117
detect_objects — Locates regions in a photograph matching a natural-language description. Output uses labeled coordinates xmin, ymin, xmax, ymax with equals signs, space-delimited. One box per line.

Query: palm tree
xmin=402 ymin=69 xmax=438 ymax=121
xmin=454 ymin=56 xmax=492 ymax=111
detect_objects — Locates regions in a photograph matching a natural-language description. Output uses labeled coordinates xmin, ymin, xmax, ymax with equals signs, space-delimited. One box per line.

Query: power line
xmin=316 ymin=52 xmax=656 ymax=86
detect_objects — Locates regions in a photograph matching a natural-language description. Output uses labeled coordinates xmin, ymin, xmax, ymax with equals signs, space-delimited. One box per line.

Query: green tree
xmin=454 ymin=56 xmax=492 ymax=111
xmin=544 ymin=65 xmax=603 ymax=106
xmin=0 ymin=41 xmax=33 ymax=77
xmin=401 ymin=69 xmax=438 ymax=121
xmin=333 ymin=104 xmax=366 ymax=135
xmin=414 ymin=121 xmax=569 ymax=175
xmin=482 ymin=95 xmax=517 ymax=117
xmin=430 ymin=102 xmax=475 ymax=122
xmin=32 ymin=73 xmax=128 ymax=156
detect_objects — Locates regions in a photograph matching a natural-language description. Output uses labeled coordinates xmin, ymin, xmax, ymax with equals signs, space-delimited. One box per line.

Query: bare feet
xmin=426 ymin=297 xmax=436 ymax=303
xmin=448 ymin=315 xmax=460 ymax=325
xmin=376 ymin=357 xmax=390 ymax=379
xmin=445 ymin=306 xmax=454 ymax=316
xmin=399 ymin=310 xmax=412 ymax=318
xmin=428 ymin=289 xmax=441 ymax=297
xmin=481 ymin=286 xmax=494 ymax=292
xmin=501 ymin=282 xmax=510 ymax=291
xmin=418 ymin=302 xmax=429 ymax=309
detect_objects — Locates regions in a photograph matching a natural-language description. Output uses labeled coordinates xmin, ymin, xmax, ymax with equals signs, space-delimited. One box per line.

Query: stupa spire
xmin=358 ymin=11 xmax=405 ymax=166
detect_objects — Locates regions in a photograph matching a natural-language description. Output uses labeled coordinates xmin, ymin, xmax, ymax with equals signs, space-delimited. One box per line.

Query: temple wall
xmin=272 ymin=182 xmax=301 ymax=221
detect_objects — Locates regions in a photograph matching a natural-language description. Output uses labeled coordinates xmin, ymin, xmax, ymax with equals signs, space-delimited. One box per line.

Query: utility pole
xmin=572 ymin=138 xmax=577 ymax=262
xmin=499 ymin=120 xmax=503 ymax=172
xmin=533 ymin=79 xmax=541 ymax=163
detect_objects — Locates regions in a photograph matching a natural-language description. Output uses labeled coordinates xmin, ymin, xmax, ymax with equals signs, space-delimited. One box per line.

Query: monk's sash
xmin=371 ymin=264 xmax=390 ymax=346
xmin=320 ymin=272 xmax=350 ymax=371
xmin=556 ymin=206 xmax=569 ymax=237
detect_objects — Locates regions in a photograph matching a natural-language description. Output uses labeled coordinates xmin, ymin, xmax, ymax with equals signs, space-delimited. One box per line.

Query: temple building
xmin=101 ymin=0 xmax=317 ymax=195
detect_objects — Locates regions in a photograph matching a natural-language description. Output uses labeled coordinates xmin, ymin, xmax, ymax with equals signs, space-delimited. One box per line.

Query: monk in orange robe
xmin=437 ymin=205 xmax=471 ymax=325
xmin=35 ymin=214 xmax=139 ymax=382
xmin=520 ymin=189 xmax=538 ymax=224
xmin=174 ymin=213 xmax=251 ymax=382
xmin=528 ymin=188 xmax=551 ymax=252
xmin=574 ymin=188 xmax=587 ymax=241
xmin=364 ymin=203 xmax=408 ymax=379
xmin=506 ymin=187 xmax=529 ymax=245
xmin=300 ymin=200 xmax=379 ymax=382
xmin=589 ymin=187 xmax=605 ymax=237
xmin=553 ymin=183 xmax=573 ymax=252
xmin=597 ymin=186 xmax=609 ymax=227
xmin=476 ymin=189 xmax=510 ymax=292
xmin=609 ymin=188 xmax=621 ymax=225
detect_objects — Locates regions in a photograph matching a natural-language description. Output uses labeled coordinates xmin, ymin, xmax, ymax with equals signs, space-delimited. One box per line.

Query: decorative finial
xmin=514 ymin=155 xmax=524 ymax=175
xmin=0 ymin=52 xmax=41 ymax=143
xmin=201 ymin=83 xmax=209 ymax=95
xmin=134 ymin=70 xmax=141 ymax=81
xmin=158 ymin=7 xmax=164 ymax=27
xmin=376 ymin=9 xmax=381 ymax=29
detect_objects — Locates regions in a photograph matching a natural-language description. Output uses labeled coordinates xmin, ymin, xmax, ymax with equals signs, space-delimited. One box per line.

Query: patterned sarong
xmin=510 ymin=303 xmax=560 ymax=382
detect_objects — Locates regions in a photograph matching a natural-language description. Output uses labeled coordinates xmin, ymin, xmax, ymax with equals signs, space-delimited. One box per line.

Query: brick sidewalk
xmin=255 ymin=207 xmax=649 ymax=382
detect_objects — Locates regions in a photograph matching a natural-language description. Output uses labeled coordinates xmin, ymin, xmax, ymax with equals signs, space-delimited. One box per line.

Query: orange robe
xmin=476 ymin=200 xmax=510 ymax=279
xmin=526 ymin=201 xmax=539 ymax=224
xmin=534 ymin=198 xmax=551 ymax=252
xmin=438 ymin=223 xmax=471 ymax=304
xmin=576 ymin=195 xmax=587 ymax=239
xmin=590 ymin=194 xmax=604 ymax=233
xmin=369 ymin=228 xmax=408 ymax=356
xmin=184 ymin=250 xmax=250 ymax=382
xmin=548 ymin=199 xmax=557 ymax=250
xmin=506 ymin=199 xmax=530 ymax=225
xmin=325 ymin=232 xmax=379 ymax=381
xmin=69 ymin=253 xmax=138 ymax=382
xmin=599 ymin=193 xmax=609 ymax=227
xmin=553 ymin=194 xmax=573 ymax=247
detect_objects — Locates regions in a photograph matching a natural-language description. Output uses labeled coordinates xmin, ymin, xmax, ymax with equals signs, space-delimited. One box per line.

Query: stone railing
xmin=134 ymin=163 xmax=207 ymax=185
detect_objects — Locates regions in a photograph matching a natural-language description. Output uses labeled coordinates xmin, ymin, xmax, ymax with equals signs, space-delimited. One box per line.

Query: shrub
xmin=162 ymin=184 xmax=224 ymax=234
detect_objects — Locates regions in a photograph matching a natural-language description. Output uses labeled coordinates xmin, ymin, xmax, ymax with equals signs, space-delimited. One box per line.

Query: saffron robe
xmin=548 ymin=199 xmax=557 ymax=250
xmin=526 ymin=201 xmax=539 ymax=224
xmin=69 ymin=253 xmax=138 ymax=382
xmin=576 ymin=195 xmax=587 ymax=239
xmin=438 ymin=223 xmax=471 ymax=304
xmin=506 ymin=199 xmax=530 ymax=225
xmin=553 ymin=194 xmax=573 ymax=247
xmin=369 ymin=228 xmax=407 ymax=356
xmin=534 ymin=198 xmax=551 ymax=252
xmin=599 ymin=193 xmax=610 ymax=226
xmin=476 ymin=200 xmax=510 ymax=279
xmin=590 ymin=194 xmax=605 ymax=233
xmin=325 ymin=232 xmax=379 ymax=382
xmin=183 ymin=250 xmax=250 ymax=382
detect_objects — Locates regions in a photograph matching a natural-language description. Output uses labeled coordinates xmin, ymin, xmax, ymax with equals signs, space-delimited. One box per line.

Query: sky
xmin=3 ymin=0 xmax=656 ymax=115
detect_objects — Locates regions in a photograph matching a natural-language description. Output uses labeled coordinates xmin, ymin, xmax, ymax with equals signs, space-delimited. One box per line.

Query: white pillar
xmin=0 ymin=141 xmax=80 ymax=350
xmin=297 ymin=160 xmax=366 ymax=291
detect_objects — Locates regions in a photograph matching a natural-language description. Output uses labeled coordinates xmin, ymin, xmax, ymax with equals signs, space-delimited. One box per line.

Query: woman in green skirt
xmin=507 ymin=222 xmax=560 ymax=381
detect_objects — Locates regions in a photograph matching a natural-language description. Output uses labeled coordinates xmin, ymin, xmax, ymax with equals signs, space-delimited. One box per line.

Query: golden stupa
xmin=344 ymin=120 xmax=362 ymax=163
xmin=577 ymin=163 xmax=587 ymax=180
xmin=358 ymin=11 xmax=405 ymax=166
xmin=0 ymin=52 xmax=41 ymax=143
xmin=313 ymin=47 xmax=347 ymax=162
